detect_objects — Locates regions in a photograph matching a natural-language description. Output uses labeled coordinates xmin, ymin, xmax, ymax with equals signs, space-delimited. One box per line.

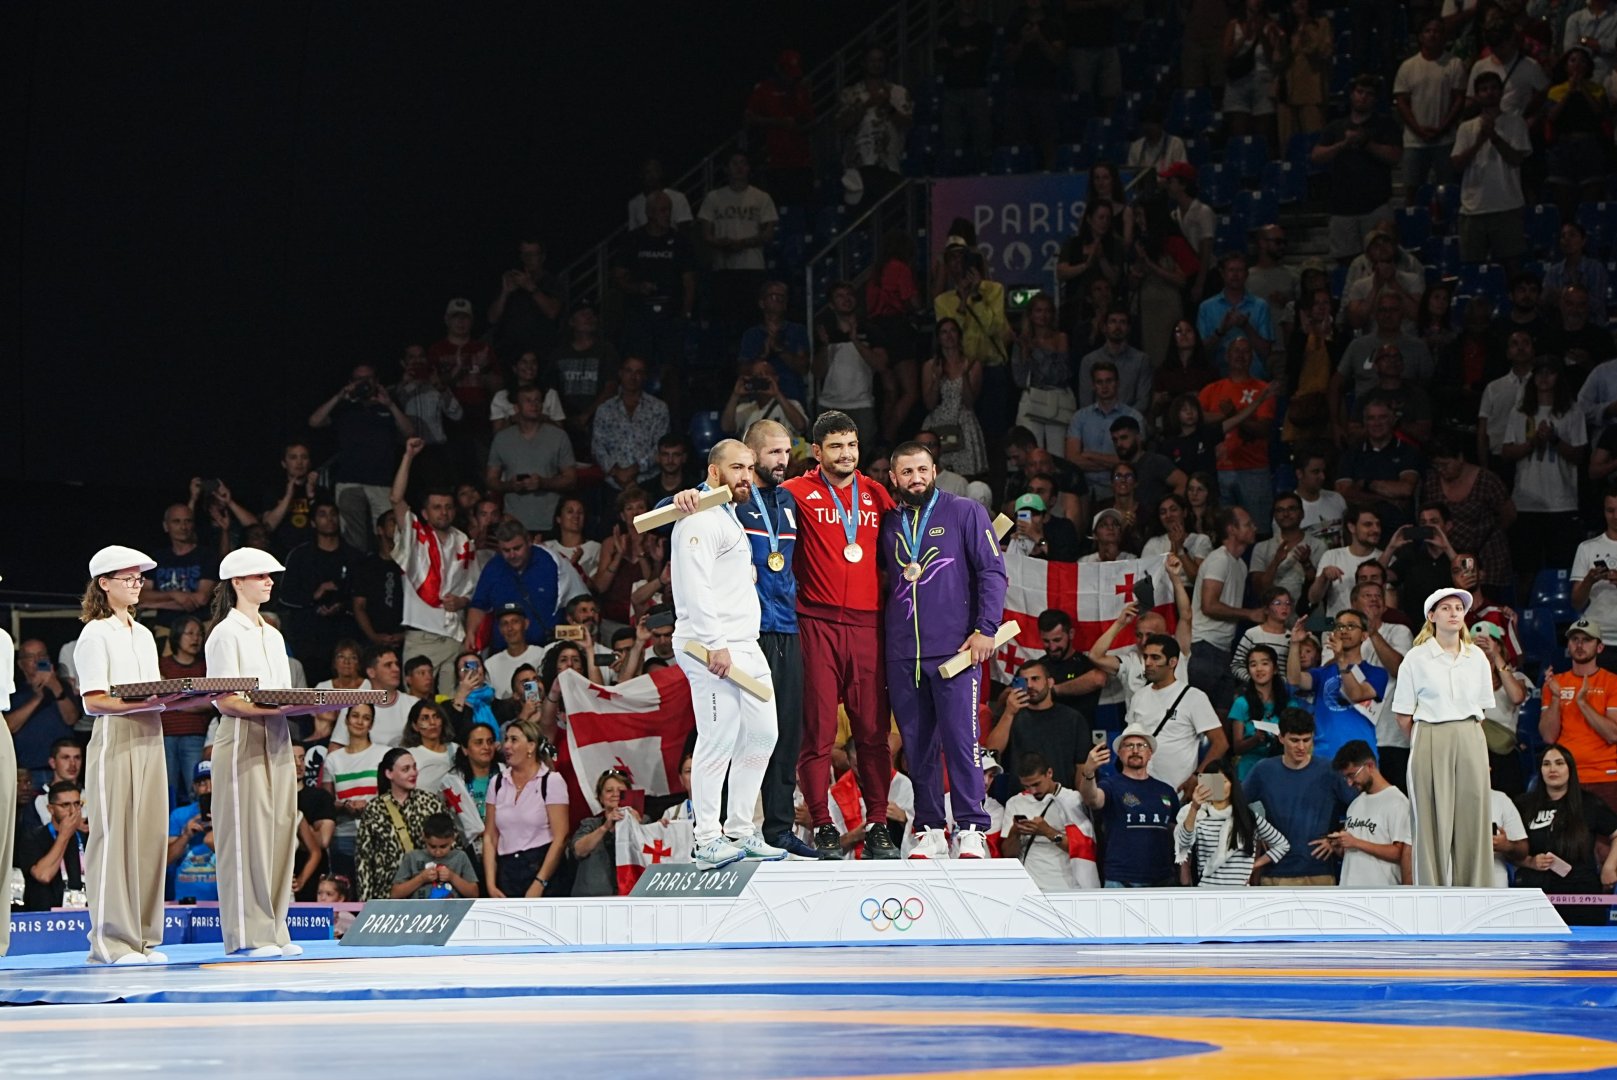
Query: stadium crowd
xmin=15 ymin=0 xmax=1617 ymax=922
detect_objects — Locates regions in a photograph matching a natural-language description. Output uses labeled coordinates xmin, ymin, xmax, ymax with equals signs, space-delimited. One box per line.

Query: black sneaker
xmin=814 ymin=823 xmax=845 ymax=860
xmin=864 ymin=822 xmax=900 ymax=859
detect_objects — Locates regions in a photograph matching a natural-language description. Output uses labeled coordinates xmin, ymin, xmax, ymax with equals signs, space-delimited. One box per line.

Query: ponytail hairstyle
xmin=205 ymin=579 xmax=239 ymax=635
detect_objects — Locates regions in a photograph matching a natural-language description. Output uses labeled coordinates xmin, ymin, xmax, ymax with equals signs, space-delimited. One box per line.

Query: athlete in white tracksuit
xmin=671 ymin=440 xmax=782 ymax=867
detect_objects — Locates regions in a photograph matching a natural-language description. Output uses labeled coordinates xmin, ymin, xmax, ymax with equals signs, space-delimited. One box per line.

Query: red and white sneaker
xmin=954 ymin=828 xmax=990 ymax=859
xmin=907 ymin=827 xmax=950 ymax=859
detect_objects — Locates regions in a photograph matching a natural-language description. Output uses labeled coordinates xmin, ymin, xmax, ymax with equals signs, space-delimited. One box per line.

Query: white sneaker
xmin=692 ymin=837 xmax=746 ymax=872
xmin=144 ymin=950 xmax=169 ymax=964
xmin=111 ymin=952 xmax=149 ymax=966
xmin=728 ymin=833 xmax=787 ymax=861
xmin=907 ymin=827 xmax=950 ymax=860
xmin=280 ymin=943 xmax=304 ymax=958
xmin=955 ymin=828 xmax=990 ymax=859
xmin=231 ymin=945 xmax=282 ymax=959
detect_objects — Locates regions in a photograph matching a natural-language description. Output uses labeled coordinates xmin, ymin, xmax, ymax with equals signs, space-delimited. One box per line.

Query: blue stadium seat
xmin=1166 ymin=89 xmax=1215 ymax=136
xmin=688 ymin=412 xmax=724 ymax=458
xmin=1083 ymin=117 xmax=1120 ymax=149
xmin=1261 ymin=160 xmax=1303 ymax=204
xmin=1215 ymin=214 xmax=1246 ymax=254
xmin=1233 ymin=189 xmax=1277 ymax=228
xmin=1182 ymin=137 xmax=1212 ymax=168
xmin=1224 ymin=135 xmax=1270 ymax=179
xmin=1516 ymin=607 xmax=1565 ymax=671
xmin=1054 ymin=143 xmax=1089 ymax=170
xmin=1398 ymin=205 xmax=1432 ymax=250
xmin=1330 ymin=264 xmax=1350 ymax=298
xmin=1576 ymin=201 xmax=1610 ymax=254
xmin=1525 ymin=204 xmax=1561 ymax=256
xmin=1287 ymin=131 xmax=1324 ymax=175
xmin=1200 ymin=162 xmax=1237 ymax=210
xmin=1530 ymin=568 xmax=1572 ymax=608
xmin=990 ymin=145 xmax=1035 ymax=175
xmin=1457 ymin=263 xmax=1507 ymax=305
xmin=1112 ymin=92 xmax=1144 ymax=131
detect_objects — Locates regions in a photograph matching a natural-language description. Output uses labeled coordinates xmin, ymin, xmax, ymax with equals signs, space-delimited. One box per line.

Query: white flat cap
xmin=1423 ymin=587 xmax=1473 ymax=620
xmin=219 ymin=548 xmax=286 ymax=579
xmin=88 ymin=545 xmax=156 ymax=577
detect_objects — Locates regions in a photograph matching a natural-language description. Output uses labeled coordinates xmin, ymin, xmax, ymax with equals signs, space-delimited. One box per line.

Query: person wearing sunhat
xmin=1076 ymin=722 xmax=1180 ymax=886
xmin=76 ymin=545 xmax=199 ymax=964
xmin=1392 ymin=586 xmax=1497 ymax=886
xmin=204 ymin=547 xmax=311 ymax=957
xmin=1079 ymin=507 xmax=1137 ymax=564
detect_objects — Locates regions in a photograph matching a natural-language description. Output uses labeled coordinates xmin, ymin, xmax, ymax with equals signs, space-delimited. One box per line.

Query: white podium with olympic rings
xmin=428 ymin=862 xmax=1567 ymax=951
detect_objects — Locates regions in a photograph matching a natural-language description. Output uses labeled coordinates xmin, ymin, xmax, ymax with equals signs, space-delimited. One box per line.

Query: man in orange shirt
xmin=1198 ymin=336 xmax=1278 ymax=538
xmin=781 ymin=411 xmax=901 ymax=859
xmin=1541 ymin=618 xmax=1617 ymax=813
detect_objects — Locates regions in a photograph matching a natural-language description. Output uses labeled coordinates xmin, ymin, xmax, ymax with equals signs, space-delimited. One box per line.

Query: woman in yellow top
xmin=933 ymin=249 xmax=1012 ymax=436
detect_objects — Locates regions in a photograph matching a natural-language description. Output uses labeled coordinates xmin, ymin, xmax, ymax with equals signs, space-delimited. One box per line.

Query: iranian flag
xmin=994 ymin=551 xmax=1177 ymax=683
xmin=615 ymin=815 xmax=696 ymax=893
xmin=558 ymin=666 xmax=696 ymax=814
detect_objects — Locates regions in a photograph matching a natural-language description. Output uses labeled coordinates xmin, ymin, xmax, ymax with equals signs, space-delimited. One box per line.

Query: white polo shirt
xmin=1389 ymin=638 xmax=1495 ymax=723
xmin=74 ymin=617 xmax=162 ymax=712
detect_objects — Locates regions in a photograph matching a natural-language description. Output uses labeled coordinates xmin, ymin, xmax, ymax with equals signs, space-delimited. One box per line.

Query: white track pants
xmin=677 ymin=643 xmax=778 ymax=846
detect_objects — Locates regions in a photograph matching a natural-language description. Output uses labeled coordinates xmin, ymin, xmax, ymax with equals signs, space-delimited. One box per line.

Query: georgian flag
xmin=558 ymin=667 xmax=695 ymax=814
xmin=994 ymin=552 xmax=1178 ymax=683
xmin=440 ymin=772 xmax=485 ymax=847
xmin=614 ymin=814 xmax=696 ymax=893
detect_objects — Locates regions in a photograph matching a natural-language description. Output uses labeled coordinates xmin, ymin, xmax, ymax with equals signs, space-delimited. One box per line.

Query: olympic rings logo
xmin=859 ymin=896 xmax=925 ymax=932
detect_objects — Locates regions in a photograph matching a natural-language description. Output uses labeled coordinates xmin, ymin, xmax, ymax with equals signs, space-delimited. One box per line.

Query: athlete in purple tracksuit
xmin=879 ymin=443 xmax=1007 ymax=858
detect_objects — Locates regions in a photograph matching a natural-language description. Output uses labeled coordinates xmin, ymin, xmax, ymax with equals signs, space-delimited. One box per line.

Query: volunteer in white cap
xmin=77 ymin=545 xmax=197 ymax=964
xmin=0 ymin=572 xmax=13 ymax=957
xmin=1392 ymin=587 xmax=1495 ymax=887
xmin=205 ymin=547 xmax=307 ymax=957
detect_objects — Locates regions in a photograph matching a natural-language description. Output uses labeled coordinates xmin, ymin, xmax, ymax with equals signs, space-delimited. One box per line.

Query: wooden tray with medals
xmin=246 ymin=688 xmax=397 ymax=709
xmin=110 ymin=677 xmax=258 ymax=700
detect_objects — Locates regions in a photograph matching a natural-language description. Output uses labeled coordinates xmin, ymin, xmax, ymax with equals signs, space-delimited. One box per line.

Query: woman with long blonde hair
xmin=1392 ymin=587 xmax=1495 ymax=887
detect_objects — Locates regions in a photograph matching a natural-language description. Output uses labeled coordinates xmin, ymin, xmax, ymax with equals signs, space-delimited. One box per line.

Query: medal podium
xmin=369 ymin=860 xmax=1568 ymax=951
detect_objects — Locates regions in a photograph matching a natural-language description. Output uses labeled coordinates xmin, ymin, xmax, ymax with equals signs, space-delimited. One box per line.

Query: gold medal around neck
xmin=843 ymin=543 xmax=864 ymax=564
xmin=767 ymin=551 xmax=786 ymax=572
xmin=903 ymin=561 xmax=923 ymax=582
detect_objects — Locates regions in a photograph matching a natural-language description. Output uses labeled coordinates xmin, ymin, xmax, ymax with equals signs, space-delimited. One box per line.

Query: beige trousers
xmin=1409 ymin=718 xmax=1493 ymax=887
xmin=0 ymin=725 xmax=14 ymax=956
xmin=214 ymin=714 xmax=297 ymax=953
xmin=403 ymin=627 xmax=465 ymax=697
xmin=85 ymin=711 xmax=168 ymax=963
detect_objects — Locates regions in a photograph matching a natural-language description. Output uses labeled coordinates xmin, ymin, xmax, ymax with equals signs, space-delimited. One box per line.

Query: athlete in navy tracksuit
xmin=879 ymin=443 xmax=1007 ymax=858
xmin=737 ymin=421 xmax=812 ymax=854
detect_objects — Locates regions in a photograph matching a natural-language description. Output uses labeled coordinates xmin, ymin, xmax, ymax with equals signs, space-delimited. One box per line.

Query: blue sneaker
xmin=773 ymin=832 xmax=824 ymax=860
xmin=729 ymin=832 xmax=787 ymax=861
xmin=693 ymin=837 xmax=746 ymax=872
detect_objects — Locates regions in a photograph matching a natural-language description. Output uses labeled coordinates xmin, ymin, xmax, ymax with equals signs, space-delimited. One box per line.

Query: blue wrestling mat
xmin=7 ymin=936 xmax=1617 ymax=1078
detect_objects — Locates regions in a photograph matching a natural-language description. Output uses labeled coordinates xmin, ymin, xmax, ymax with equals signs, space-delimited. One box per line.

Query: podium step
xmin=419 ymin=861 xmax=1568 ymax=951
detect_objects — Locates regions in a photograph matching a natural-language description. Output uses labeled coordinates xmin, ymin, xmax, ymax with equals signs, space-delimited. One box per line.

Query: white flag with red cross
xmin=993 ymin=552 xmax=1177 ymax=683
xmin=614 ymin=814 xmax=696 ymax=893
xmin=559 ymin=666 xmax=696 ymax=814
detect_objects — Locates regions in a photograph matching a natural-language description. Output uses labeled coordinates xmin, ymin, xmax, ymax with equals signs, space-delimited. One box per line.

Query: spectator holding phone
xmin=722 ymin=359 xmax=809 ymax=437
xmin=1573 ymin=492 xmax=1617 ymax=672
xmin=1175 ymin=761 xmax=1288 ymax=886
xmin=1000 ymin=751 xmax=1100 ymax=890
xmin=1243 ymin=708 xmax=1357 ymax=885
xmin=571 ymin=769 xmax=643 ymax=897
xmin=1325 ymin=740 xmax=1413 ymax=886
xmin=985 ymin=658 xmax=1095 ymax=791
xmin=308 ymin=364 xmax=415 ymax=552
xmin=1078 ymin=726 xmax=1180 ymax=887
